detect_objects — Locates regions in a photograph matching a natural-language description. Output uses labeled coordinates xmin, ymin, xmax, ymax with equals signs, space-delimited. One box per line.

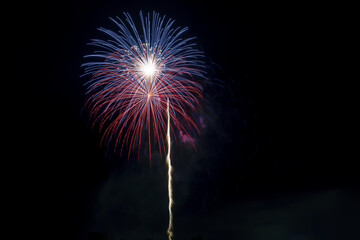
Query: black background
xmin=7 ymin=1 xmax=357 ymax=239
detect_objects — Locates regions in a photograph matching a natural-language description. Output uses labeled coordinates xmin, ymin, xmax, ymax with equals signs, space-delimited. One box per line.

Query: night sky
xmin=7 ymin=1 xmax=357 ymax=240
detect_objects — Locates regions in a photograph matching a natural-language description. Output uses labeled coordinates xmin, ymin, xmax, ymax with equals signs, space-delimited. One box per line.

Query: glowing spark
xmin=166 ymin=98 xmax=174 ymax=240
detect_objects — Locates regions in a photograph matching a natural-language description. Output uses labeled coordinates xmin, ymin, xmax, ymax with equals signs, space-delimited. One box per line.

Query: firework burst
xmin=82 ymin=11 xmax=206 ymax=240
xmin=82 ymin=11 xmax=206 ymax=160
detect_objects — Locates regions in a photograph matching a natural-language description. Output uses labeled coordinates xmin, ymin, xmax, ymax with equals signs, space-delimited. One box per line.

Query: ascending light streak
xmin=166 ymin=98 xmax=174 ymax=240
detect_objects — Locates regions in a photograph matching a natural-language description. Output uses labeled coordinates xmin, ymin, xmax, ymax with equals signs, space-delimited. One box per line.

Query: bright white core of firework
xmin=141 ymin=60 xmax=157 ymax=77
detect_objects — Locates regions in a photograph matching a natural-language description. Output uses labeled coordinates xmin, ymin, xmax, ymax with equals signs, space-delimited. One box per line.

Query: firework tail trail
xmin=166 ymin=98 xmax=174 ymax=240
